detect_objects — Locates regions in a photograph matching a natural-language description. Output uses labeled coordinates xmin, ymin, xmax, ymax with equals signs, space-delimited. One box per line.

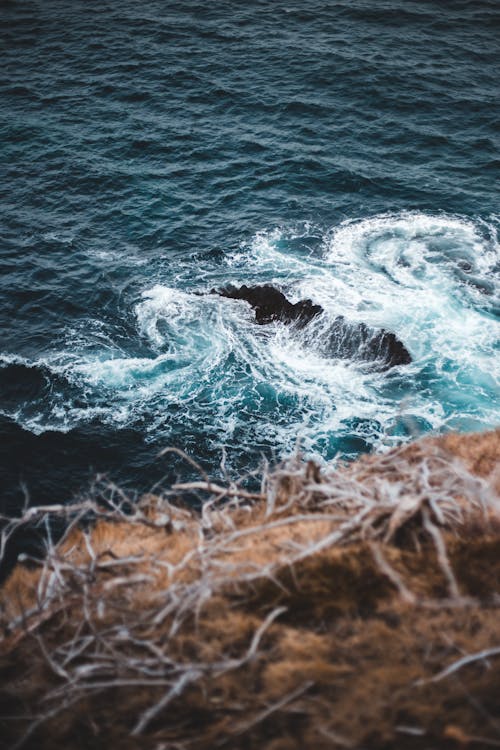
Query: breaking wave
xmin=2 ymin=212 xmax=499 ymax=468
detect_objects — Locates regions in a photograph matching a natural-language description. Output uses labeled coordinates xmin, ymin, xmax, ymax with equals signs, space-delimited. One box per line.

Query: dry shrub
xmin=0 ymin=429 xmax=499 ymax=750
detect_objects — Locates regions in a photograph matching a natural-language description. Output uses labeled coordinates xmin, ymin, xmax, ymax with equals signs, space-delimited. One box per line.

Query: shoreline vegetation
xmin=1 ymin=429 xmax=499 ymax=749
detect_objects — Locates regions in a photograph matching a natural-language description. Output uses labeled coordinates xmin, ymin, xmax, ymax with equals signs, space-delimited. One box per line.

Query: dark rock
xmin=212 ymin=284 xmax=412 ymax=370
xmin=214 ymin=284 xmax=323 ymax=326
xmin=322 ymin=317 xmax=412 ymax=371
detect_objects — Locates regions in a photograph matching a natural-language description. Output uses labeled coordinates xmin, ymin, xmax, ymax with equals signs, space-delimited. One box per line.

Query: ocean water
xmin=1 ymin=0 xmax=499 ymax=513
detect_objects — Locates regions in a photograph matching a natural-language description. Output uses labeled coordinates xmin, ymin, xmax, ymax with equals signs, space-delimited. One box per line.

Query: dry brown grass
xmin=0 ymin=429 xmax=499 ymax=750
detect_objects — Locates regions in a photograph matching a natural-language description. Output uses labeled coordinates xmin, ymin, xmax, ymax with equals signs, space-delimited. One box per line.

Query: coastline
xmin=1 ymin=428 xmax=499 ymax=749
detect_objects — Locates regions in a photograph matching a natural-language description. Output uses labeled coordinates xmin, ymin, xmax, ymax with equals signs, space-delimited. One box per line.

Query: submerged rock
xmin=320 ymin=315 xmax=413 ymax=371
xmin=213 ymin=284 xmax=412 ymax=370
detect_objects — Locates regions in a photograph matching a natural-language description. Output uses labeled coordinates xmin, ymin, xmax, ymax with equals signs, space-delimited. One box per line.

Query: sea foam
xmin=2 ymin=213 xmax=499 ymax=466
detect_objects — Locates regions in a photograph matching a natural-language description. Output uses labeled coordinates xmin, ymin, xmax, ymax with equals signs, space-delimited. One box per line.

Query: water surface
xmin=1 ymin=0 xmax=499 ymax=511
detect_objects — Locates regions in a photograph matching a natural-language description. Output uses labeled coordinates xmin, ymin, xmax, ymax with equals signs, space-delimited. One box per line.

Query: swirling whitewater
xmin=2 ymin=214 xmax=499 ymax=474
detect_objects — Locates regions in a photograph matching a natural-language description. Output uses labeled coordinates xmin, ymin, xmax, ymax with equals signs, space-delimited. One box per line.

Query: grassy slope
xmin=1 ymin=429 xmax=499 ymax=749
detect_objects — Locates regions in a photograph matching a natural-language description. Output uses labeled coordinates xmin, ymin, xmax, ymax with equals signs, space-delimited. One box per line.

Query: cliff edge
xmin=1 ymin=429 xmax=499 ymax=749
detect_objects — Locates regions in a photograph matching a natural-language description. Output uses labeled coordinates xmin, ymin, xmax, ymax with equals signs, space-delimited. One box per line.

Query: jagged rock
xmin=321 ymin=315 xmax=413 ymax=371
xmin=215 ymin=284 xmax=323 ymax=326
xmin=213 ymin=284 xmax=412 ymax=370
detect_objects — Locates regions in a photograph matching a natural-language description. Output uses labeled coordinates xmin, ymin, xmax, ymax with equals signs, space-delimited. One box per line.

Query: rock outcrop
xmin=214 ymin=284 xmax=412 ymax=370
xmin=215 ymin=283 xmax=323 ymax=326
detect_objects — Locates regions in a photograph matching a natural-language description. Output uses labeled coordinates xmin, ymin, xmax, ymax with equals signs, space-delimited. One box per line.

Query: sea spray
xmin=1 ymin=213 xmax=498 ymax=474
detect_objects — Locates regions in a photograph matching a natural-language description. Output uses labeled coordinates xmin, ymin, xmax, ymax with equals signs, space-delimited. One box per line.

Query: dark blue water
xmin=1 ymin=0 xmax=499 ymax=514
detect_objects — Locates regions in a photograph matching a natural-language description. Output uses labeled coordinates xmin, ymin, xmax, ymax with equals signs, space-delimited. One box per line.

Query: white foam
xmin=4 ymin=212 xmax=499 ymax=461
